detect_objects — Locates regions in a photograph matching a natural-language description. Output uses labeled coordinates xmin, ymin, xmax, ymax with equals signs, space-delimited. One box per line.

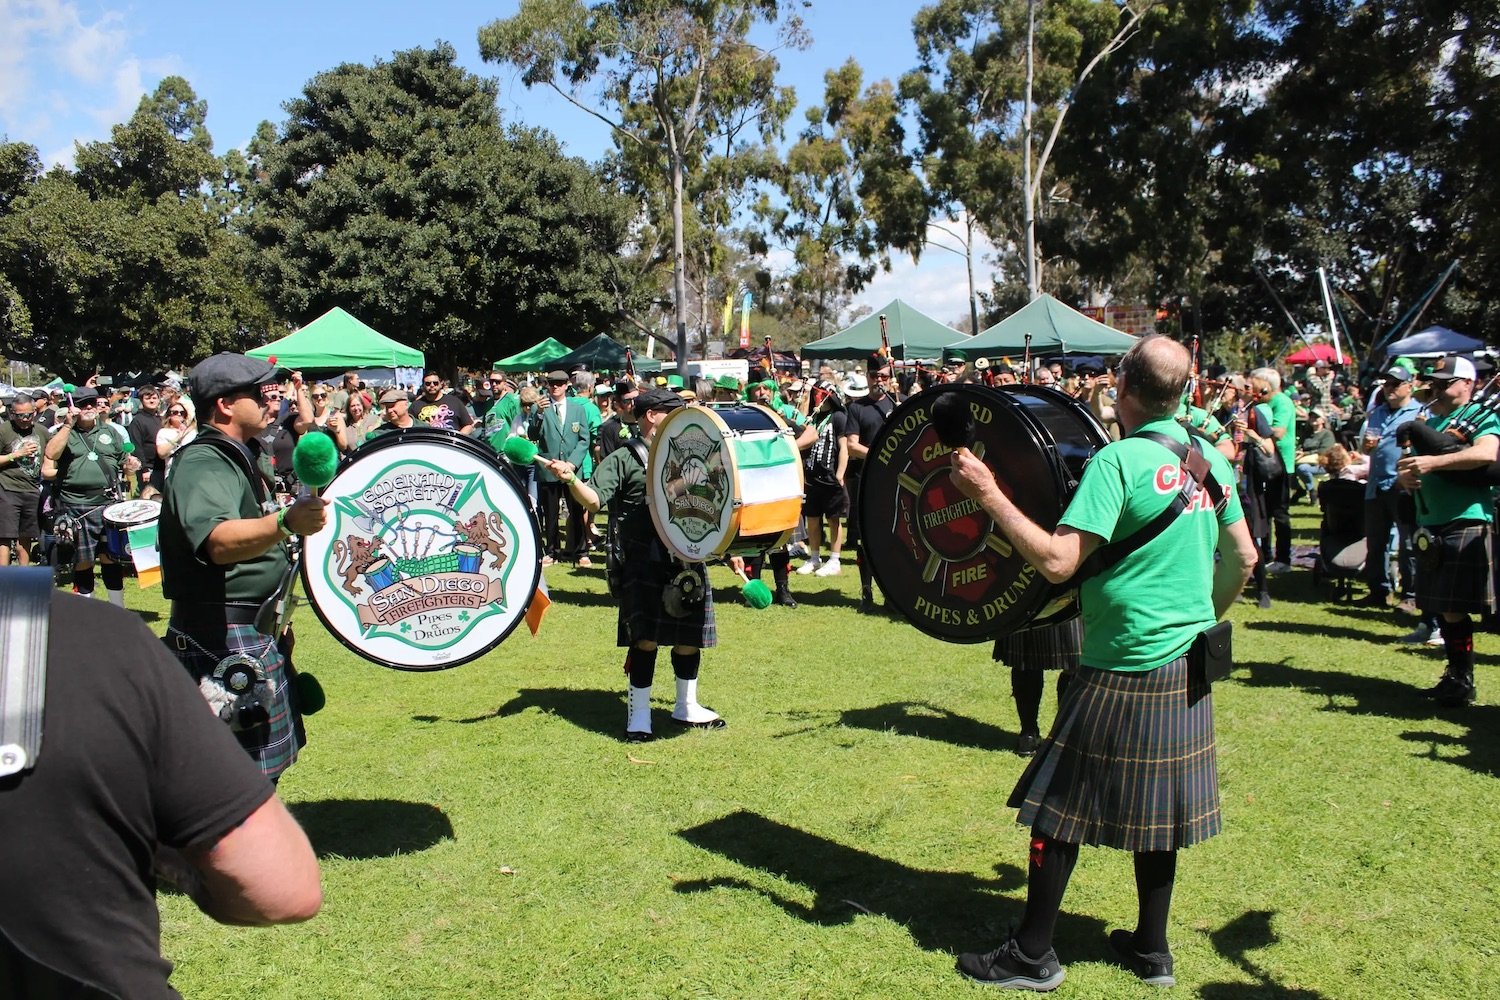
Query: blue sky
xmin=2 ymin=0 xmax=996 ymax=327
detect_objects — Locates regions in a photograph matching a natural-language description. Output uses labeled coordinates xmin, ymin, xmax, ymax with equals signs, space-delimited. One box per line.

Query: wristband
xmin=563 ymin=473 xmax=576 ymax=485
xmin=276 ymin=506 xmax=293 ymax=539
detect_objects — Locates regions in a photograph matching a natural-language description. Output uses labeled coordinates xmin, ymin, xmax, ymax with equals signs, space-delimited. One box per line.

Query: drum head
xmin=102 ymin=498 xmax=160 ymax=526
xmin=646 ymin=404 xmax=796 ymax=561
xmin=859 ymin=384 xmax=1108 ymax=643
xmin=301 ymin=427 xmax=542 ymax=671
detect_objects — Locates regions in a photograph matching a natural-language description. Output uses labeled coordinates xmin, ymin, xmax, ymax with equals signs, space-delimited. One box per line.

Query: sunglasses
xmin=311 ymin=393 xmax=328 ymax=400
xmin=423 ymin=380 xmax=442 ymax=386
xmin=167 ymin=409 xmax=187 ymax=416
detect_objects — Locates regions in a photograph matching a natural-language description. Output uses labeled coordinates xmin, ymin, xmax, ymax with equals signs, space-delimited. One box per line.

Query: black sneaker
xmin=1422 ymin=673 xmax=1458 ymax=699
xmin=1108 ymin=930 xmax=1175 ymax=987
xmin=1016 ymin=730 xmax=1042 ymax=757
xmin=624 ymin=729 xmax=655 ymax=743
xmin=1435 ymin=680 xmax=1477 ymax=708
xmin=956 ymin=938 xmax=1065 ymax=991
xmin=858 ymin=590 xmax=879 ymax=615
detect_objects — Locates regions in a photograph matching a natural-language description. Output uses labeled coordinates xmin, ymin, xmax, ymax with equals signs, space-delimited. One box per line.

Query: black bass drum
xmin=858 ymin=383 xmax=1110 ymax=643
xmin=301 ymin=427 xmax=543 ymax=670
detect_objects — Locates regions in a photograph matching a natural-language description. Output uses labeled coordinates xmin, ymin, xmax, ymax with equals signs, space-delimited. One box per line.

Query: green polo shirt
xmin=1059 ymin=418 xmax=1245 ymax=672
xmin=160 ymin=429 xmax=286 ymax=603
xmin=590 ymin=442 xmax=651 ymax=545
xmin=54 ymin=422 xmax=125 ymax=505
xmin=1414 ymin=404 xmax=1500 ymax=527
xmin=1266 ymin=390 xmax=1296 ymax=473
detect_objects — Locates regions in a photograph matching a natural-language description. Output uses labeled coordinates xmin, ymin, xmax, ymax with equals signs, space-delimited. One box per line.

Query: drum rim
xmin=299 ymin=425 xmax=543 ymax=671
xmin=646 ymin=403 xmax=791 ymax=562
xmin=102 ymin=498 xmax=161 ymax=525
xmin=858 ymin=383 xmax=1092 ymax=644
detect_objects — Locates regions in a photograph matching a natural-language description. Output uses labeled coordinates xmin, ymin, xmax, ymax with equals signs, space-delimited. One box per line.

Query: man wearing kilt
xmin=1396 ymin=354 xmax=1498 ymax=707
xmin=159 ymin=354 xmax=329 ymax=782
xmin=551 ymin=387 xmax=741 ymax=743
xmin=950 ymin=335 xmax=1257 ymax=991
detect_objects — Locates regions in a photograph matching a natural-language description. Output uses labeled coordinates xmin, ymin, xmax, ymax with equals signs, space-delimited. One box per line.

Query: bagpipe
xmin=1396 ymin=391 xmax=1500 ymax=486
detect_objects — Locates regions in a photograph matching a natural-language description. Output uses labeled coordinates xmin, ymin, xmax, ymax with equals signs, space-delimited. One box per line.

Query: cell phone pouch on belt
xmin=1190 ymin=619 xmax=1234 ymax=687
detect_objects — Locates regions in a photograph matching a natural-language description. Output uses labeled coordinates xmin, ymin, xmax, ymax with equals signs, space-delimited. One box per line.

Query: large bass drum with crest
xmin=858 ymin=383 xmax=1110 ymax=643
xmin=301 ymin=427 xmax=542 ymax=671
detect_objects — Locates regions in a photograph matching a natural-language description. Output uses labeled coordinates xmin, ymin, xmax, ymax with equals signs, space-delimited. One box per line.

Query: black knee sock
xmin=745 ymin=555 xmax=764 ymax=582
xmin=1253 ymin=559 xmax=1267 ymax=595
xmin=1056 ymin=670 xmax=1071 ymax=704
xmin=1014 ymin=834 xmax=1079 ymax=958
xmin=100 ymin=561 xmax=124 ymax=591
xmin=671 ymin=648 xmax=701 ymax=681
xmin=771 ymin=550 xmax=790 ymax=589
xmin=626 ymin=647 xmax=658 ymax=688
xmin=74 ymin=565 xmax=95 ymax=595
xmin=1444 ymin=616 xmax=1475 ymax=684
xmin=1132 ymin=850 xmax=1177 ymax=954
xmin=856 ymin=546 xmax=873 ymax=591
xmin=1011 ymin=668 xmax=1043 ymax=734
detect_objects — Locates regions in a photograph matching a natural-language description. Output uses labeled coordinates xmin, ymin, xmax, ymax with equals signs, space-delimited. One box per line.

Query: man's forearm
xmin=204 ymin=513 xmax=284 ymax=565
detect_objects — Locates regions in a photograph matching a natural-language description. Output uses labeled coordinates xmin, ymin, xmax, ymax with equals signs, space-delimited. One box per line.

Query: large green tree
xmin=246 ymin=43 xmax=637 ymax=372
xmin=479 ymin=0 xmax=806 ymax=364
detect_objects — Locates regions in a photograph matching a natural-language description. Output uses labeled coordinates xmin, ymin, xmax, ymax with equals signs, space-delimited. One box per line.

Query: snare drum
xmin=300 ymin=427 xmax=543 ymax=671
xmin=102 ymin=499 xmax=160 ymax=560
xmin=647 ymin=403 xmax=805 ymax=561
xmin=859 ymin=384 xmax=1110 ymax=643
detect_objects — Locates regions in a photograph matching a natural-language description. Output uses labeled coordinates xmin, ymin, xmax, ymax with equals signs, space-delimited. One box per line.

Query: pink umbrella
xmin=1284 ymin=342 xmax=1342 ymax=365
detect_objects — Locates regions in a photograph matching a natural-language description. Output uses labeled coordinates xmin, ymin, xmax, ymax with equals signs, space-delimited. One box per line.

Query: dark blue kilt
xmin=617 ymin=536 xmax=717 ymax=649
xmin=1008 ymin=655 xmax=1220 ymax=852
xmin=992 ymin=617 xmax=1083 ymax=672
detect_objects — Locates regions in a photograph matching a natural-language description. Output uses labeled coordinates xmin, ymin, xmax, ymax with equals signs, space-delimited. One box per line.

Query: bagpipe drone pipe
xmin=1396 ymin=392 xmax=1500 ymax=487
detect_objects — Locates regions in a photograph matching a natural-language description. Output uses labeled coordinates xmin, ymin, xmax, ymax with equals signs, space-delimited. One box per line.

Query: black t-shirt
xmin=806 ymin=410 xmax=848 ymax=485
xmin=0 ymin=593 xmax=273 ymax=999
xmin=413 ymin=392 xmax=473 ymax=431
xmin=261 ymin=411 xmax=300 ymax=487
xmin=129 ymin=410 xmax=165 ymax=478
xmin=845 ymin=395 xmax=895 ymax=475
xmin=598 ymin=415 xmax=638 ymax=460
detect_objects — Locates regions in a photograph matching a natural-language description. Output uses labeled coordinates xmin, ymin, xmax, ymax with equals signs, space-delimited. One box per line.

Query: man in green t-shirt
xmin=41 ymin=386 xmax=138 ymax=607
xmin=1247 ymin=367 xmax=1296 ymax=571
xmin=948 ymin=335 xmax=1256 ymax=992
xmin=1396 ymin=354 xmax=1498 ymax=707
xmin=0 ymin=395 xmax=49 ymax=565
xmin=159 ymin=353 xmax=330 ymax=781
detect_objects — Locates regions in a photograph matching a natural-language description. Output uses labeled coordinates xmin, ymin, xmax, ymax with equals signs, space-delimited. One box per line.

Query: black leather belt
xmin=169 ymin=602 xmax=263 ymax=631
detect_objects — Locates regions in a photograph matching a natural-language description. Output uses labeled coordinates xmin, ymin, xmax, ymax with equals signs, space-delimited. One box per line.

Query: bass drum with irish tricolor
xmin=300 ymin=427 xmax=542 ymax=671
xmin=858 ymin=383 xmax=1110 ymax=643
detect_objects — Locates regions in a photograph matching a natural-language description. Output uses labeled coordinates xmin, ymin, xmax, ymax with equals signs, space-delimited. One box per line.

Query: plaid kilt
xmin=992 ymin=617 xmax=1082 ymax=672
xmin=1008 ymin=655 xmax=1220 ymax=851
xmin=61 ymin=502 xmax=110 ymax=565
xmin=617 ymin=537 xmax=717 ymax=649
xmin=164 ymin=620 xmax=303 ymax=781
xmin=1417 ymin=520 xmax=1496 ymax=616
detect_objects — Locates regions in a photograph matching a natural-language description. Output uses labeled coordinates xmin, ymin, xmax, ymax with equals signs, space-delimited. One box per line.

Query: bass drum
xmin=301 ymin=427 xmax=542 ymax=671
xmin=859 ymin=383 xmax=1110 ymax=643
xmin=647 ymin=403 xmax=804 ymax=561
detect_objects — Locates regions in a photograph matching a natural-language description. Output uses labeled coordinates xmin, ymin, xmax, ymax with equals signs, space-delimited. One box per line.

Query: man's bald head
xmin=1118 ymin=335 xmax=1190 ymax=419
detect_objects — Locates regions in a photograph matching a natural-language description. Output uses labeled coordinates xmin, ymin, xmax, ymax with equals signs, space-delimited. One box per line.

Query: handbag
xmin=1189 ymin=619 xmax=1234 ymax=686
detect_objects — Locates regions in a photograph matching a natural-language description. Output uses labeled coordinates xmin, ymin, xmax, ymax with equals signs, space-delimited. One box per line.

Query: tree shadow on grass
xmin=674 ymin=809 xmax=1111 ymax=960
xmin=1234 ymin=660 xmax=1500 ymax=778
xmin=288 ymin=799 xmax=454 ymax=859
xmin=803 ymin=701 xmax=1016 ymax=753
xmin=1242 ymin=620 xmax=1391 ymax=643
xmin=1197 ymin=910 xmax=1329 ymax=999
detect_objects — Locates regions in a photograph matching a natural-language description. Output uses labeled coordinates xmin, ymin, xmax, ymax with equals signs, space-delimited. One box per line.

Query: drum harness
xmin=610 ymin=436 xmax=702 ymax=617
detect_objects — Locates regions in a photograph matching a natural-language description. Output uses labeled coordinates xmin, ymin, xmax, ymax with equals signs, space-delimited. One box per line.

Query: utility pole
xmin=1022 ymin=0 xmax=1039 ymax=302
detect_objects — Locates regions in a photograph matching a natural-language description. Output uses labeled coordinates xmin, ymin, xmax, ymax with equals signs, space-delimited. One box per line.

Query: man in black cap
xmin=531 ymin=370 xmax=594 ymax=566
xmin=41 ymin=384 xmax=138 ymax=607
xmin=549 ymin=388 xmax=740 ymax=741
xmin=157 ymin=352 xmax=329 ymax=781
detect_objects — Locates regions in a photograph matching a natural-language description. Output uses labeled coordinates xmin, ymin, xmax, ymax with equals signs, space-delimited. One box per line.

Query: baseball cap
xmin=188 ymin=352 xmax=281 ymax=402
xmin=1378 ymin=365 xmax=1412 ymax=384
xmin=1425 ymin=355 xmax=1476 ymax=382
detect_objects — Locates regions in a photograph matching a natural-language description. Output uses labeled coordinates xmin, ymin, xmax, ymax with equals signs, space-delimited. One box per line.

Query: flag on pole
xmin=739 ymin=291 xmax=753 ymax=349
xmin=127 ymin=521 xmax=161 ymax=588
xmin=525 ymin=575 xmax=551 ymax=636
xmin=722 ymin=289 xmax=734 ymax=339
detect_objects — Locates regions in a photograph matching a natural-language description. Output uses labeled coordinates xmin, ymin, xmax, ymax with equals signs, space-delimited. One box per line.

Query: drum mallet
xmin=732 ymin=566 xmax=774 ymax=610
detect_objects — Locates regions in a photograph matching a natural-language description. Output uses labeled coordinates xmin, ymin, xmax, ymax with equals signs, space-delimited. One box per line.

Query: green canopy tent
xmin=492 ymin=337 xmax=572 ymax=373
xmin=947 ymin=294 xmax=1138 ymax=359
xmin=548 ymin=334 xmax=661 ymax=373
xmin=801 ymin=299 xmax=964 ymax=361
xmin=247 ymin=308 xmax=425 ymax=376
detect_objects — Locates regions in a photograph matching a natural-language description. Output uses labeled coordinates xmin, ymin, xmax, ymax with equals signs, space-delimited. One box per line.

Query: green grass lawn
xmin=148 ymin=506 xmax=1500 ymax=998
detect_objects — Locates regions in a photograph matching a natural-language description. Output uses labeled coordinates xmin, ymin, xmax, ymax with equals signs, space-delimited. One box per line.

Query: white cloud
xmin=850 ymin=213 xmax=1001 ymax=328
xmin=0 ymin=1 xmax=176 ymax=166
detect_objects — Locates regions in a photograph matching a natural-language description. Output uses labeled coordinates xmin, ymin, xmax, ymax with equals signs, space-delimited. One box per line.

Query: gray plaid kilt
xmin=61 ymin=502 xmax=110 ymax=565
xmin=1417 ymin=520 xmax=1496 ymax=616
xmin=617 ymin=536 xmax=717 ymax=649
xmin=992 ymin=617 xmax=1083 ymax=672
xmin=164 ymin=621 xmax=303 ymax=781
xmin=1008 ymin=655 xmax=1220 ymax=852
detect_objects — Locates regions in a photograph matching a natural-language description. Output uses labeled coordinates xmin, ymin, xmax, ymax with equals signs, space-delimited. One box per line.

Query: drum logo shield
xmin=320 ymin=459 xmax=517 ymax=652
xmin=659 ymin=425 xmax=729 ymax=544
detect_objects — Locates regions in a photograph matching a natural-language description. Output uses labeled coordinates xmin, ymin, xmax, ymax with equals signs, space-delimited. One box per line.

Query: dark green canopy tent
xmin=801 ymin=299 xmax=963 ymax=360
xmin=947 ymin=294 xmax=1138 ymax=358
xmin=492 ymin=337 xmax=571 ymax=373
xmin=548 ymin=334 xmax=661 ymax=373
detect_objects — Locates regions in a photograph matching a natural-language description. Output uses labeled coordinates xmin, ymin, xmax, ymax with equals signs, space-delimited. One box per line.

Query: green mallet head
xmin=501 ymin=435 xmax=540 ymax=465
xmin=741 ymin=577 xmax=773 ymax=610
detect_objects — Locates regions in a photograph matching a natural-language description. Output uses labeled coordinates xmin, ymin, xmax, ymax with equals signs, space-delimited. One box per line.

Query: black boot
xmin=858 ymin=588 xmax=878 ymax=614
xmin=775 ymin=584 xmax=797 ymax=608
